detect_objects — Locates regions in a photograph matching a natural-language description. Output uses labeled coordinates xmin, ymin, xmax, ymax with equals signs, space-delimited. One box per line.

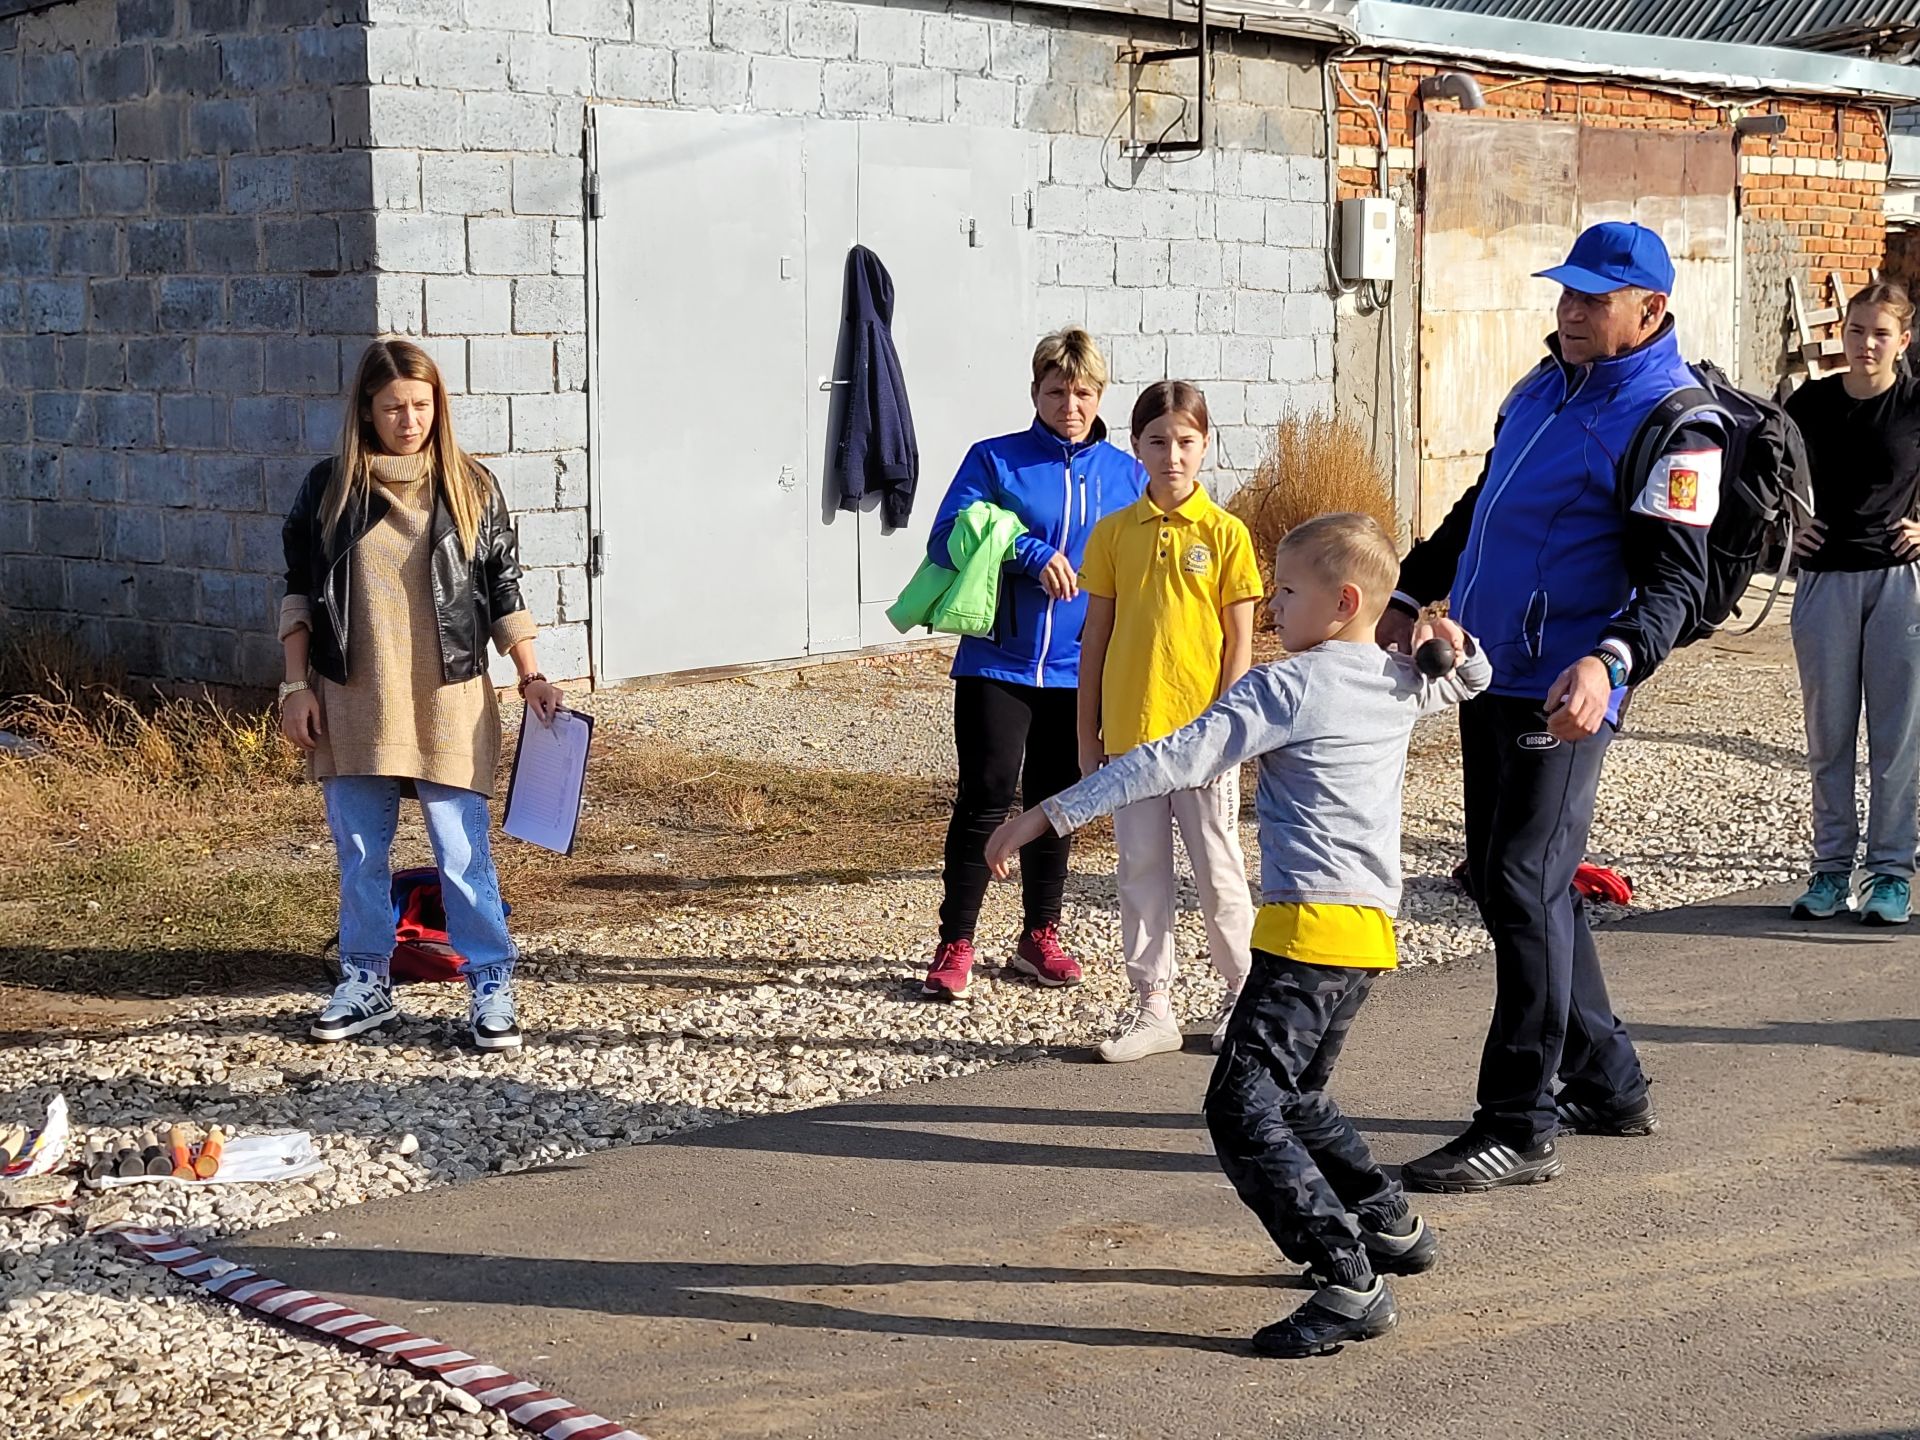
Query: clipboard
xmin=502 ymin=705 xmax=594 ymax=855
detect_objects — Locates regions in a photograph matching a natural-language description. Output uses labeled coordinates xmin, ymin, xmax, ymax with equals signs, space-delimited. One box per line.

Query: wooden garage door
xmin=1417 ymin=115 xmax=1737 ymax=535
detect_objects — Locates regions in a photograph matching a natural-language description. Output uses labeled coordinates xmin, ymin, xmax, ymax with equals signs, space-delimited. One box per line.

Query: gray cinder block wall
xmin=1 ymin=0 xmax=1337 ymax=689
xmin=0 ymin=0 xmax=376 ymax=689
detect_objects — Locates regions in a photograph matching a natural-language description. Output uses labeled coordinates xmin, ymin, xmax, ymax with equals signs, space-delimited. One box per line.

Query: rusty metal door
xmin=1417 ymin=116 xmax=1738 ymax=535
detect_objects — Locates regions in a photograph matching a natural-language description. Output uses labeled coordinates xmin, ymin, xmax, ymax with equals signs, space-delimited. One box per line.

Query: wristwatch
xmin=277 ymin=679 xmax=309 ymax=704
xmin=1589 ymin=649 xmax=1629 ymax=690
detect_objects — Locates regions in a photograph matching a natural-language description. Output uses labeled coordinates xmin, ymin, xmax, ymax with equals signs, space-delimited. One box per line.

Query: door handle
xmin=818 ymin=377 xmax=849 ymax=391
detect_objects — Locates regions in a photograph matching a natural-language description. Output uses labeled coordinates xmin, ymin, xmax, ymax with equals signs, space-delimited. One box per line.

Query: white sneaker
xmin=311 ymin=965 xmax=398 ymax=1043
xmin=469 ymin=976 xmax=523 ymax=1052
xmin=1210 ymin=990 xmax=1243 ymax=1053
xmin=1096 ymin=1004 xmax=1184 ymax=1064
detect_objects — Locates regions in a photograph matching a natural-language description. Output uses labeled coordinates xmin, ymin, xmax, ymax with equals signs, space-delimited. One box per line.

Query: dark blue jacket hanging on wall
xmin=835 ymin=246 xmax=920 ymax=528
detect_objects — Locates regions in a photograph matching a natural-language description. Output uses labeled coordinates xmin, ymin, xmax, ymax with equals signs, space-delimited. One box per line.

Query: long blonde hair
xmin=326 ymin=339 xmax=488 ymax=554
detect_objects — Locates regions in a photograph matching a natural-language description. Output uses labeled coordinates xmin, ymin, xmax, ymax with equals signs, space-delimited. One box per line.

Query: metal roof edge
xmin=1021 ymin=0 xmax=1360 ymax=45
xmin=1351 ymin=1 xmax=1920 ymax=102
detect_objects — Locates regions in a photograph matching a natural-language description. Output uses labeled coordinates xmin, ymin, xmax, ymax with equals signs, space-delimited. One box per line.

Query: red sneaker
xmin=923 ymin=939 xmax=975 ymax=1001
xmin=1011 ymin=925 xmax=1082 ymax=987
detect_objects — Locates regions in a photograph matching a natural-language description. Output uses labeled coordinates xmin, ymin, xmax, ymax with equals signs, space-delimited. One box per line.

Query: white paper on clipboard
xmin=503 ymin=706 xmax=593 ymax=854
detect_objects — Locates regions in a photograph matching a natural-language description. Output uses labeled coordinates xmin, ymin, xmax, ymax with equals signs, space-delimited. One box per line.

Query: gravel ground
xmin=1 ymin=624 xmax=1818 ymax=1438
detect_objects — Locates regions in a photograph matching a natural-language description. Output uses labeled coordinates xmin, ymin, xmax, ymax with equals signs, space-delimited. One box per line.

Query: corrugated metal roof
xmin=1395 ymin=1 xmax=1920 ymax=49
xmin=1353 ymin=0 xmax=1920 ymax=98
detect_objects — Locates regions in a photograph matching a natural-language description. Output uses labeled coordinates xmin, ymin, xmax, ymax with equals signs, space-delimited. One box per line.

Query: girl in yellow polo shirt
xmin=1077 ymin=381 xmax=1263 ymax=1062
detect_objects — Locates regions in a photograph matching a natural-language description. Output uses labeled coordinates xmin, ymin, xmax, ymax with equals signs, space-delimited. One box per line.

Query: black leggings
xmin=938 ymin=676 xmax=1079 ymax=943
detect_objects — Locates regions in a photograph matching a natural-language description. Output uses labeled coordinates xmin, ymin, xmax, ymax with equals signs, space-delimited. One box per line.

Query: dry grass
xmin=496 ymin=731 xmax=950 ymax=926
xmin=1227 ymin=413 xmax=1402 ymax=627
xmin=0 ymin=622 xmax=951 ymax=1001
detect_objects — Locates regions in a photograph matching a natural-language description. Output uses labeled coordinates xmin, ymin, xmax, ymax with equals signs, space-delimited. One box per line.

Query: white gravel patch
xmin=1 ymin=625 xmax=1822 ymax=1437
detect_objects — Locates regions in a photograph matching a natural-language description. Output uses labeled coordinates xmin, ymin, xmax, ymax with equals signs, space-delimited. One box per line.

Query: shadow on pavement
xmin=1840 ymin=1146 xmax=1920 ymax=1168
xmin=668 ymin=1102 xmax=1457 ymax=1171
xmin=219 ymin=1246 xmax=1283 ymax=1355
xmin=1633 ymin=1018 xmax=1920 ymax=1058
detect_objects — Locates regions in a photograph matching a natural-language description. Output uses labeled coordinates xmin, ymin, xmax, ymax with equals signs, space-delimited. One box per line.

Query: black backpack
xmin=1618 ymin=359 xmax=1813 ymax=644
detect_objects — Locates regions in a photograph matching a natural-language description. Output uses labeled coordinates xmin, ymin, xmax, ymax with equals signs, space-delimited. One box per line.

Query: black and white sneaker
xmin=1304 ymin=1215 xmax=1438 ymax=1286
xmin=1556 ymin=1091 xmax=1660 ymax=1137
xmin=469 ymin=976 xmax=523 ymax=1052
xmin=1253 ymin=1278 xmax=1397 ymax=1357
xmin=310 ymin=965 xmax=398 ymax=1042
xmin=1401 ymin=1133 xmax=1562 ymax=1193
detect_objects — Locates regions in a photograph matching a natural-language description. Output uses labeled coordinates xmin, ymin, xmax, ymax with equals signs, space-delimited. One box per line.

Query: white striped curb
xmin=110 ymin=1227 xmax=648 ymax=1440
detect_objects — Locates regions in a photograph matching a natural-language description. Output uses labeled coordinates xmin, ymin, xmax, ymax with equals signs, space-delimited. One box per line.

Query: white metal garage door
xmin=589 ymin=109 xmax=1034 ymax=681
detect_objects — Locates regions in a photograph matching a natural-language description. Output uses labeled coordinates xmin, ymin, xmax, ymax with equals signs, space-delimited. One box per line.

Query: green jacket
xmin=887 ymin=501 xmax=1026 ymax=637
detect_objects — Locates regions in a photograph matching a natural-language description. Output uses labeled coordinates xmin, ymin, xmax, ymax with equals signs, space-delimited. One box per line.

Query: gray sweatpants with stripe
xmin=1790 ymin=564 xmax=1920 ymax=880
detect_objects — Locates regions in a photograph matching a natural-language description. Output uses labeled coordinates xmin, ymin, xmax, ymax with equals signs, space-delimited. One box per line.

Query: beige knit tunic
xmin=279 ymin=452 xmax=537 ymax=795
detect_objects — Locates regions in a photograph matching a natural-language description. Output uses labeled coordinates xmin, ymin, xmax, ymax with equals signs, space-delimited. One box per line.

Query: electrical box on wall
xmin=1338 ymin=197 xmax=1397 ymax=282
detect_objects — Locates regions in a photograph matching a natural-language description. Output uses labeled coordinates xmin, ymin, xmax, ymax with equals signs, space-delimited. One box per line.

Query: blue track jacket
xmin=1398 ymin=319 xmax=1725 ymax=710
xmin=926 ymin=417 xmax=1146 ymax=689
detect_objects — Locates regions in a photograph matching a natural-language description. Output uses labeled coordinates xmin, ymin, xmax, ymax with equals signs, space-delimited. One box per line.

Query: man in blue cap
xmin=1379 ymin=222 xmax=1725 ymax=1191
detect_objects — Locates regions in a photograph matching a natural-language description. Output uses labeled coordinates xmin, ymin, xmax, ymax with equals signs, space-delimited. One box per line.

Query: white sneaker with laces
xmin=469 ymin=976 xmax=523 ymax=1052
xmin=1096 ymin=1004 xmax=1183 ymax=1064
xmin=1210 ymin=989 xmax=1243 ymax=1053
xmin=311 ymin=965 xmax=398 ymax=1042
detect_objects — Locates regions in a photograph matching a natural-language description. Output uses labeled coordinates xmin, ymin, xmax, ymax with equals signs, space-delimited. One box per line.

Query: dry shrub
xmin=0 ymin=624 xmax=305 ymax=862
xmin=1227 ymin=413 xmax=1402 ymax=627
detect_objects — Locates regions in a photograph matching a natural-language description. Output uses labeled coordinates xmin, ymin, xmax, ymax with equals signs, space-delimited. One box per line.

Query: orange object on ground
xmin=168 ymin=1125 xmax=194 ymax=1180
xmin=192 ymin=1127 xmax=225 ymax=1179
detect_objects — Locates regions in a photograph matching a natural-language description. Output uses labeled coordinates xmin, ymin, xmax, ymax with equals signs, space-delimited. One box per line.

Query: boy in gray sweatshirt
xmin=987 ymin=512 xmax=1491 ymax=1357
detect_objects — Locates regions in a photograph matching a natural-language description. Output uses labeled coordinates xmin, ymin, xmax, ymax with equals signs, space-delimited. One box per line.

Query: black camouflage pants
xmin=1203 ymin=951 xmax=1405 ymax=1288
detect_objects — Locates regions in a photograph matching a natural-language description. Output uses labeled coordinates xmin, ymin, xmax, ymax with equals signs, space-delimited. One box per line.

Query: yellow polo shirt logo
xmin=1079 ymin=488 xmax=1264 ymax=756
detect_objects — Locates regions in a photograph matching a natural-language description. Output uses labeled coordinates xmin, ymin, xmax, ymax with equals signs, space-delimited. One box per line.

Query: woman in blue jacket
xmin=920 ymin=328 xmax=1147 ymax=1001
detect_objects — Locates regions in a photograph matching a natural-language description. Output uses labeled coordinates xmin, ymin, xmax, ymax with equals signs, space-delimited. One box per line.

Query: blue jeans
xmin=322 ymin=776 xmax=517 ymax=987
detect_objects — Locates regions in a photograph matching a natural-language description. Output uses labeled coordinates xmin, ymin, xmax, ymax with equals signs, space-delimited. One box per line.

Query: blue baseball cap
xmin=1534 ymin=221 xmax=1675 ymax=295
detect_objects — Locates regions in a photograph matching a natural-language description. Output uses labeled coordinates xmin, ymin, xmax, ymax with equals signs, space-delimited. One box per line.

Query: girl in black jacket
xmin=279 ymin=339 xmax=562 ymax=1050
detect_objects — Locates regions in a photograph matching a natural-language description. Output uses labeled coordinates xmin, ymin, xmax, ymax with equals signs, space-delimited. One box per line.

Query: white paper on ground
xmin=5 ymin=1094 xmax=70 ymax=1179
xmin=94 ymin=1131 xmax=326 ymax=1188
xmin=502 ymin=706 xmax=593 ymax=854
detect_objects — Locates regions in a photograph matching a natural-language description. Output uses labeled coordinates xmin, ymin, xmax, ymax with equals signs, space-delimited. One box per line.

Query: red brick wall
xmin=1332 ymin=59 xmax=1889 ymax=290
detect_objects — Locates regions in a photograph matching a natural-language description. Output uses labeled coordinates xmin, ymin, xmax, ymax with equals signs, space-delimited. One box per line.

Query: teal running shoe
xmin=1859 ymin=876 xmax=1911 ymax=927
xmin=1789 ymin=873 xmax=1850 ymax=920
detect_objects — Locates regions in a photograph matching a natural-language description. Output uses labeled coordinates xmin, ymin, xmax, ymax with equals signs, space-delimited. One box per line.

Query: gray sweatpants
xmin=1790 ymin=564 xmax=1920 ymax=879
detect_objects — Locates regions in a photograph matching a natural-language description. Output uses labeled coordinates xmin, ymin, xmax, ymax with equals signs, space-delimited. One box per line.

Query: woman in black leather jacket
xmin=278 ymin=338 xmax=562 ymax=1053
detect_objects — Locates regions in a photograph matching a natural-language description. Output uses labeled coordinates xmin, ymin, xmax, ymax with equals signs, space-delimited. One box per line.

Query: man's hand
xmin=1376 ymin=605 xmax=1416 ymax=655
xmin=1038 ymin=552 xmax=1079 ymax=601
xmin=1078 ymin=737 xmax=1107 ymax=780
xmin=1545 ymin=656 xmax=1611 ymax=741
xmin=985 ymin=808 xmax=1053 ymax=878
xmin=1793 ymin=516 xmax=1828 ymax=561
xmin=280 ymin=690 xmax=324 ymax=751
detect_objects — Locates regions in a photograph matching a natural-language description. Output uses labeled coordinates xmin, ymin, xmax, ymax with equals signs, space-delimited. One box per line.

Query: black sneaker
xmin=1363 ymin=1214 xmax=1438 ymax=1274
xmin=1252 ymin=1279 xmax=1397 ymax=1358
xmin=1555 ymin=1091 xmax=1660 ymax=1137
xmin=1401 ymin=1132 xmax=1562 ymax=1193
xmin=1304 ymin=1215 xmax=1437 ymax=1286
xmin=310 ymin=965 xmax=399 ymax=1043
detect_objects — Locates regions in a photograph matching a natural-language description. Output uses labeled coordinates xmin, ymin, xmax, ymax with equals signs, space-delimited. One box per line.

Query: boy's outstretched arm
xmin=985 ymin=667 xmax=1300 ymax=882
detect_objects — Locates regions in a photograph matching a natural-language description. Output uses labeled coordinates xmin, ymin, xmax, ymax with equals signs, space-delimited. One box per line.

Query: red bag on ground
xmin=387 ymin=866 xmax=466 ymax=983
xmin=321 ymin=867 xmax=510 ymax=984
